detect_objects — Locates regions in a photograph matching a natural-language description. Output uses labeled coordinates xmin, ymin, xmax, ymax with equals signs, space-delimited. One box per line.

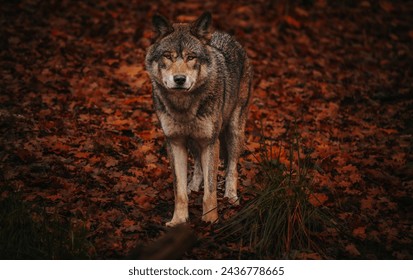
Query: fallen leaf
xmin=345 ymin=244 xmax=361 ymax=256
xmin=353 ymin=226 xmax=367 ymax=240
xmin=283 ymin=15 xmax=301 ymax=28
xmin=74 ymin=152 xmax=91 ymax=159
xmin=379 ymin=1 xmax=394 ymax=12
xmin=309 ymin=192 xmax=328 ymax=207
xmin=105 ymin=157 xmax=119 ymax=168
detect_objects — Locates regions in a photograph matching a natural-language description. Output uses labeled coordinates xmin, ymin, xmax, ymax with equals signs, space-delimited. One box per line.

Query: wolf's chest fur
xmin=157 ymin=111 xmax=217 ymax=141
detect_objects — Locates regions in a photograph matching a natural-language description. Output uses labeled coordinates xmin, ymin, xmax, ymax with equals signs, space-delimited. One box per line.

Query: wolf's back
xmin=210 ymin=32 xmax=247 ymax=79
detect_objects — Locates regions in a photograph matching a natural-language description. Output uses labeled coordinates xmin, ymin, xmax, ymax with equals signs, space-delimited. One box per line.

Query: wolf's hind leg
xmin=225 ymin=59 xmax=251 ymax=205
xmin=188 ymin=143 xmax=203 ymax=193
xmin=224 ymin=108 xmax=246 ymax=205
xmin=188 ymin=156 xmax=203 ymax=193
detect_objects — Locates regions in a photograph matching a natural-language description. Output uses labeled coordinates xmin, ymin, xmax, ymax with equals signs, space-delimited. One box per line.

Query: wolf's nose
xmin=173 ymin=75 xmax=186 ymax=86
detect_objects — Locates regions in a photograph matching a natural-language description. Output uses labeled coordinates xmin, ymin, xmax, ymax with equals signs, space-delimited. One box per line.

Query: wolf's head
xmin=145 ymin=12 xmax=213 ymax=92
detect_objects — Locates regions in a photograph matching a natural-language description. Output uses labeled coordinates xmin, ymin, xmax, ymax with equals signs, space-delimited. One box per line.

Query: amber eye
xmin=163 ymin=53 xmax=172 ymax=60
xmin=187 ymin=55 xmax=196 ymax=61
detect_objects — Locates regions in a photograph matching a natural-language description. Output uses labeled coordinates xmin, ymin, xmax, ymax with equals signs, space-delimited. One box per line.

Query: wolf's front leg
xmin=200 ymin=140 xmax=219 ymax=223
xmin=166 ymin=140 xmax=188 ymax=227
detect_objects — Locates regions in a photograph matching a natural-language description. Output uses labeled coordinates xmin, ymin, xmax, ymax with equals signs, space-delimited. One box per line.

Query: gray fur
xmin=145 ymin=12 xmax=252 ymax=226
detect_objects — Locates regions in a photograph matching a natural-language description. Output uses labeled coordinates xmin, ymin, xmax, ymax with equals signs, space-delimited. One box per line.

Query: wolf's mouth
xmin=171 ymin=87 xmax=189 ymax=91
xmin=171 ymin=84 xmax=192 ymax=92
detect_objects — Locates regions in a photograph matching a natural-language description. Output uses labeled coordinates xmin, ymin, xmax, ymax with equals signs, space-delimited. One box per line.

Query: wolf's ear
xmin=191 ymin=12 xmax=213 ymax=42
xmin=152 ymin=14 xmax=173 ymax=40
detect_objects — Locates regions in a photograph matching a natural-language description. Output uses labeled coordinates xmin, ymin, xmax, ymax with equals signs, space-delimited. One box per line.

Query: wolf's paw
xmin=202 ymin=210 xmax=218 ymax=224
xmin=225 ymin=195 xmax=240 ymax=206
xmin=166 ymin=217 xmax=187 ymax=227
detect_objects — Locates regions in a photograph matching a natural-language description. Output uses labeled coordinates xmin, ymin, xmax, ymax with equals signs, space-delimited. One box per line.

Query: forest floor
xmin=0 ymin=0 xmax=412 ymax=259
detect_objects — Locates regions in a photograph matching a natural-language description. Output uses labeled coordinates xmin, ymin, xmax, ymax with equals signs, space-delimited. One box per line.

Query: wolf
xmin=145 ymin=12 xmax=252 ymax=226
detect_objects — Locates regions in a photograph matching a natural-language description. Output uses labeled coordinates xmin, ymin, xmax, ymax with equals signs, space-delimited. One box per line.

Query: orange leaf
xmin=345 ymin=244 xmax=361 ymax=256
xmin=145 ymin=153 xmax=158 ymax=164
xmin=122 ymin=218 xmax=136 ymax=228
xmin=133 ymin=194 xmax=153 ymax=211
xmin=353 ymin=226 xmax=367 ymax=240
xmin=74 ymin=152 xmax=91 ymax=159
xmin=105 ymin=157 xmax=119 ymax=168
xmin=379 ymin=1 xmax=394 ymax=12
xmin=46 ymin=194 xmax=61 ymax=201
xmin=360 ymin=197 xmax=375 ymax=210
xmin=309 ymin=192 xmax=328 ymax=207
xmin=284 ymin=16 xmax=301 ymax=28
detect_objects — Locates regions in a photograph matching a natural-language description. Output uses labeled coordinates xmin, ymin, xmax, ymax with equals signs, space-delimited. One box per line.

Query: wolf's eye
xmin=187 ymin=55 xmax=196 ymax=61
xmin=163 ymin=53 xmax=172 ymax=60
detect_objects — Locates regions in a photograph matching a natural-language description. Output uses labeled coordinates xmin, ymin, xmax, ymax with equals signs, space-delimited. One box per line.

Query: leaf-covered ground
xmin=1 ymin=0 xmax=412 ymax=259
